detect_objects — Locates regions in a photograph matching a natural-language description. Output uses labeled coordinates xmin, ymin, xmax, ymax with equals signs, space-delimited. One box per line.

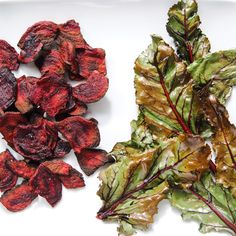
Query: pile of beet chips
xmin=0 ymin=20 xmax=111 ymax=212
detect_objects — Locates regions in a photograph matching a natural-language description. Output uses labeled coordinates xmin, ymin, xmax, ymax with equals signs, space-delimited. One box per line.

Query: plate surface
xmin=0 ymin=0 xmax=235 ymax=235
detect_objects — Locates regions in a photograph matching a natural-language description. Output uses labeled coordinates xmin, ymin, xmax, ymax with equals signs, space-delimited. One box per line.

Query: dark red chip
xmin=76 ymin=148 xmax=113 ymax=176
xmin=59 ymin=169 xmax=85 ymax=189
xmin=72 ymin=71 xmax=109 ymax=103
xmin=0 ymin=68 xmax=17 ymax=111
xmin=0 ymin=112 xmax=27 ymax=145
xmin=13 ymin=118 xmax=58 ymax=161
xmin=15 ymin=75 xmax=38 ymax=114
xmin=0 ymin=40 xmax=19 ymax=70
xmin=18 ymin=21 xmax=59 ymax=63
xmin=0 ymin=181 xmax=38 ymax=212
xmin=36 ymin=49 xmax=66 ymax=76
xmin=58 ymin=20 xmax=88 ymax=49
xmin=6 ymin=159 xmax=36 ymax=179
xmin=42 ymin=160 xmax=71 ymax=175
xmin=56 ymin=116 xmax=100 ymax=153
xmin=68 ymin=100 xmax=88 ymax=116
xmin=54 ymin=139 xmax=71 ymax=158
xmin=77 ymin=48 xmax=106 ymax=79
xmin=30 ymin=73 xmax=70 ymax=117
xmin=0 ymin=150 xmax=18 ymax=192
xmin=30 ymin=165 xmax=62 ymax=207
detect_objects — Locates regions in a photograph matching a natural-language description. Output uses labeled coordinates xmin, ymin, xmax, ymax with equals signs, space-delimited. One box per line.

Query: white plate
xmin=0 ymin=0 xmax=235 ymax=235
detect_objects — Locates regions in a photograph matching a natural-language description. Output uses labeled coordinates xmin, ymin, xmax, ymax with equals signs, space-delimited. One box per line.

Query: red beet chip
xmin=18 ymin=21 xmax=59 ymax=63
xmin=30 ymin=165 xmax=62 ymax=207
xmin=0 ymin=40 xmax=19 ymax=70
xmin=15 ymin=75 xmax=38 ymax=114
xmin=42 ymin=160 xmax=71 ymax=175
xmin=56 ymin=116 xmax=100 ymax=153
xmin=76 ymin=148 xmax=113 ymax=176
xmin=58 ymin=20 xmax=88 ymax=49
xmin=77 ymin=48 xmax=106 ymax=79
xmin=0 ymin=181 xmax=38 ymax=212
xmin=68 ymin=100 xmax=88 ymax=116
xmin=36 ymin=49 xmax=66 ymax=76
xmin=13 ymin=119 xmax=58 ymax=161
xmin=0 ymin=112 xmax=27 ymax=145
xmin=6 ymin=159 xmax=36 ymax=179
xmin=59 ymin=169 xmax=85 ymax=189
xmin=0 ymin=68 xmax=17 ymax=111
xmin=54 ymin=139 xmax=71 ymax=158
xmin=0 ymin=150 xmax=18 ymax=192
xmin=72 ymin=71 xmax=109 ymax=104
xmin=31 ymin=73 xmax=70 ymax=117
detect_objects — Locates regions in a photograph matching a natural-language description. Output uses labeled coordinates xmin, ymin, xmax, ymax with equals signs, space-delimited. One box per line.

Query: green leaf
xmin=97 ymin=134 xmax=210 ymax=235
xmin=169 ymin=171 xmax=236 ymax=235
xmin=188 ymin=50 xmax=236 ymax=104
xmin=135 ymin=35 xmax=201 ymax=137
xmin=167 ymin=0 xmax=211 ymax=63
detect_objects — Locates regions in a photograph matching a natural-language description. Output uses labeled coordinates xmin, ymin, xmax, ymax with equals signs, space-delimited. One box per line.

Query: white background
xmin=0 ymin=0 xmax=235 ymax=235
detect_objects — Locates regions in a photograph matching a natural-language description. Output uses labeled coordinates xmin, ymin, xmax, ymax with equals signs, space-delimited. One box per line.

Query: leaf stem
xmin=189 ymin=187 xmax=236 ymax=233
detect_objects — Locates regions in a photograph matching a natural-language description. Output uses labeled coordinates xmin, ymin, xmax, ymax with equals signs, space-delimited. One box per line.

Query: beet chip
xmin=31 ymin=73 xmax=70 ymax=117
xmin=15 ymin=75 xmax=38 ymax=114
xmin=58 ymin=20 xmax=88 ymax=49
xmin=13 ymin=119 xmax=57 ymax=161
xmin=68 ymin=100 xmax=88 ymax=116
xmin=6 ymin=159 xmax=36 ymax=179
xmin=30 ymin=165 xmax=62 ymax=207
xmin=36 ymin=49 xmax=66 ymax=76
xmin=72 ymin=71 xmax=109 ymax=104
xmin=0 ymin=112 xmax=26 ymax=145
xmin=18 ymin=21 xmax=58 ymax=63
xmin=0 ymin=150 xmax=18 ymax=192
xmin=0 ymin=181 xmax=37 ymax=212
xmin=77 ymin=48 xmax=106 ymax=79
xmin=59 ymin=169 xmax=85 ymax=189
xmin=56 ymin=116 xmax=100 ymax=154
xmin=76 ymin=148 xmax=113 ymax=176
xmin=0 ymin=68 xmax=17 ymax=111
xmin=54 ymin=140 xmax=71 ymax=158
xmin=42 ymin=160 xmax=71 ymax=175
xmin=0 ymin=40 xmax=19 ymax=70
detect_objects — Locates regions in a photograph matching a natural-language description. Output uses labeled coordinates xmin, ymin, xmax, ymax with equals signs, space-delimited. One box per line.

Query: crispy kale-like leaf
xmin=200 ymin=94 xmax=236 ymax=197
xmin=188 ymin=50 xmax=236 ymax=104
xmin=135 ymin=35 xmax=201 ymax=137
xmin=169 ymin=171 xmax=236 ymax=235
xmin=97 ymin=134 xmax=210 ymax=235
xmin=166 ymin=0 xmax=210 ymax=63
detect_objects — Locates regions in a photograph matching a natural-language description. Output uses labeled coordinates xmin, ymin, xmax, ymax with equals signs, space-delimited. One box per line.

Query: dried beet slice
xmin=59 ymin=169 xmax=85 ymax=189
xmin=0 ymin=40 xmax=19 ymax=70
xmin=0 ymin=150 xmax=18 ymax=192
xmin=54 ymin=139 xmax=71 ymax=158
xmin=56 ymin=116 xmax=100 ymax=153
xmin=31 ymin=73 xmax=70 ymax=117
xmin=13 ymin=119 xmax=58 ymax=161
xmin=72 ymin=71 xmax=109 ymax=104
xmin=18 ymin=21 xmax=59 ymax=63
xmin=0 ymin=181 xmax=37 ymax=212
xmin=77 ymin=48 xmax=106 ymax=79
xmin=58 ymin=20 xmax=88 ymax=49
xmin=6 ymin=159 xmax=36 ymax=179
xmin=36 ymin=49 xmax=66 ymax=76
xmin=15 ymin=75 xmax=38 ymax=114
xmin=68 ymin=100 xmax=88 ymax=116
xmin=0 ymin=112 xmax=27 ymax=145
xmin=30 ymin=165 xmax=62 ymax=207
xmin=0 ymin=68 xmax=17 ymax=111
xmin=42 ymin=160 xmax=71 ymax=175
xmin=76 ymin=148 xmax=112 ymax=176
